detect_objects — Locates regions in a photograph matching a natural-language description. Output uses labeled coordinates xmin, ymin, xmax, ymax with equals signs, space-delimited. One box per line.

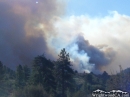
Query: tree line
xmin=0 ymin=48 xmax=130 ymax=97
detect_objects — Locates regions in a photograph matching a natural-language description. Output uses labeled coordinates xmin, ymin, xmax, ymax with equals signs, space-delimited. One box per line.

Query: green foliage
xmin=13 ymin=85 xmax=49 ymax=97
xmin=106 ymin=67 xmax=130 ymax=92
xmin=0 ymin=61 xmax=4 ymax=81
xmin=23 ymin=65 xmax=30 ymax=83
xmin=3 ymin=65 xmax=16 ymax=79
xmin=1 ymin=50 xmax=130 ymax=97
xmin=24 ymin=85 xmax=49 ymax=97
xmin=72 ymin=91 xmax=87 ymax=97
xmin=55 ymin=48 xmax=74 ymax=97
xmin=0 ymin=63 xmax=16 ymax=97
xmin=16 ymin=65 xmax=25 ymax=88
xmin=31 ymin=55 xmax=56 ymax=94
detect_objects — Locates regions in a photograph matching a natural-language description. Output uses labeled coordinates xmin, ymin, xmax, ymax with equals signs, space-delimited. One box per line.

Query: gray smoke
xmin=0 ymin=0 xmax=64 ymax=68
xmin=66 ymin=35 xmax=115 ymax=73
xmin=0 ymin=0 xmax=116 ymax=73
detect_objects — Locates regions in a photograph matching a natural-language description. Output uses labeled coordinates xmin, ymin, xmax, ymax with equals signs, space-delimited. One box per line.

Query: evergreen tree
xmin=55 ymin=48 xmax=74 ymax=97
xmin=16 ymin=64 xmax=24 ymax=88
xmin=106 ymin=74 xmax=120 ymax=91
xmin=0 ymin=61 xmax=4 ymax=81
xmin=31 ymin=55 xmax=56 ymax=94
xmin=23 ymin=65 xmax=30 ymax=84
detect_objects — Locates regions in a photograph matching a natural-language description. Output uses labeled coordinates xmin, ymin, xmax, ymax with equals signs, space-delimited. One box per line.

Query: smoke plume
xmin=52 ymin=11 xmax=130 ymax=73
xmin=0 ymin=0 xmax=64 ymax=68
xmin=0 ymin=0 xmax=129 ymax=74
xmin=65 ymin=35 xmax=115 ymax=73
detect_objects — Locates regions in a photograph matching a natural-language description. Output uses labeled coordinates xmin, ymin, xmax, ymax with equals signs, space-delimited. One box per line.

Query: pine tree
xmin=31 ymin=55 xmax=56 ymax=93
xmin=23 ymin=65 xmax=30 ymax=84
xmin=0 ymin=61 xmax=4 ymax=82
xmin=16 ymin=64 xmax=24 ymax=88
xmin=55 ymin=48 xmax=74 ymax=97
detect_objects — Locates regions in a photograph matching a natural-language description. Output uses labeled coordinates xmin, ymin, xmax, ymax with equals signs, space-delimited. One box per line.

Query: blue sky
xmin=66 ymin=0 xmax=130 ymax=17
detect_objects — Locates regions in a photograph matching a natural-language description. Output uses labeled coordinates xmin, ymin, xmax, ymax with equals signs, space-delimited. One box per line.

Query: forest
xmin=0 ymin=48 xmax=130 ymax=97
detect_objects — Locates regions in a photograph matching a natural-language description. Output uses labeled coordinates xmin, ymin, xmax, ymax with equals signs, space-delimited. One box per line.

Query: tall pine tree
xmin=55 ymin=48 xmax=74 ymax=97
xmin=16 ymin=64 xmax=24 ymax=88
xmin=23 ymin=65 xmax=30 ymax=84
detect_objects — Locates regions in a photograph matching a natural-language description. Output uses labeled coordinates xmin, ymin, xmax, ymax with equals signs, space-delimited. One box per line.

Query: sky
xmin=66 ymin=0 xmax=130 ymax=17
xmin=0 ymin=0 xmax=130 ymax=74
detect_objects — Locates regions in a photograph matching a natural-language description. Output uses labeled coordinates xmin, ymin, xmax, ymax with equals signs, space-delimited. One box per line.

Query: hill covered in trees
xmin=0 ymin=48 xmax=130 ymax=97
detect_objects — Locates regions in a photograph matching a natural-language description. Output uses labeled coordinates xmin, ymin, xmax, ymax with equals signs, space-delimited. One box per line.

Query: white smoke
xmin=46 ymin=11 xmax=130 ymax=73
xmin=67 ymin=43 xmax=95 ymax=73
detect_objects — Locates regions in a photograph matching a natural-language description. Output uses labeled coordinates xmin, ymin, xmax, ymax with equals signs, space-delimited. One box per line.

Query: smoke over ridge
xmin=53 ymin=12 xmax=130 ymax=73
xmin=0 ymin=0 xmax=129 ymax=73
xmin=65 ymin=35 xmax=115 ymax=73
